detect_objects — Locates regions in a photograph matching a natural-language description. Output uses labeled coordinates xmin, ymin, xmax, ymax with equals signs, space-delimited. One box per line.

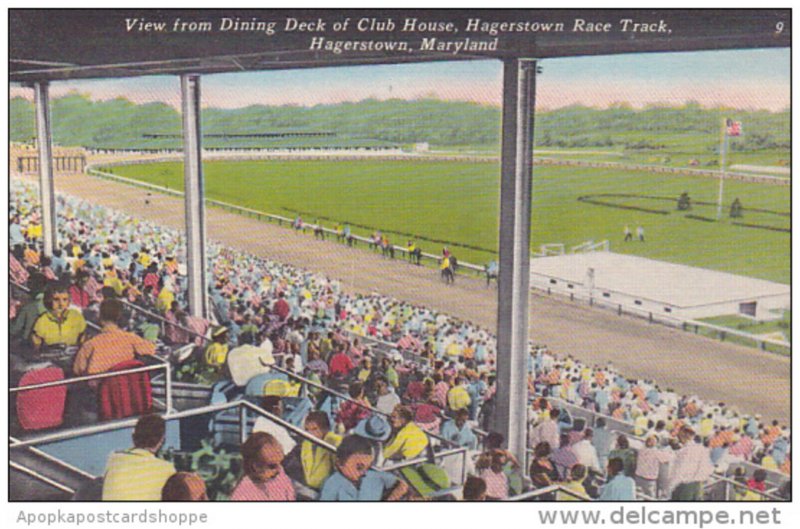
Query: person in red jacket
xmin=273 ymin=292 xmax=291 ymax=321
xmin=329 ymin=346 xmax=355 ymax=378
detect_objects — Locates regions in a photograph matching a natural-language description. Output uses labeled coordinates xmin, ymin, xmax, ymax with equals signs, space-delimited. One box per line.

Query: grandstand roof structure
xmin=9 ymin=9 xmax=790 ymax=82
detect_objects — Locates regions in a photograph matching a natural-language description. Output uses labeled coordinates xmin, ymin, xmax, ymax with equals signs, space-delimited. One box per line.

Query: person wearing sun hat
xmin=353 ymin=414 xmax=392 ymax=443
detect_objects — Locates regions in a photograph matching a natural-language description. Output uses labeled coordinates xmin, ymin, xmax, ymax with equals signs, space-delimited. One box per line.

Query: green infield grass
xmin=102 ymin=159 xmax=790 ymax=284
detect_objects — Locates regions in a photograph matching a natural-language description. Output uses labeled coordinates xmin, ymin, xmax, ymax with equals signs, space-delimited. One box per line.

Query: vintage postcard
xmin=5 ymin=6 xmax=791 ymax=520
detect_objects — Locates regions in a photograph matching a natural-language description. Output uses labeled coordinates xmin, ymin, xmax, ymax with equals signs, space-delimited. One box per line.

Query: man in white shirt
xmin=375 ymin=377 xmax=401 ymax=415
xmin=572 ymin=429 xmax=602 ymax=474
xmin=253 ymin=396 xmax=297 ymax=456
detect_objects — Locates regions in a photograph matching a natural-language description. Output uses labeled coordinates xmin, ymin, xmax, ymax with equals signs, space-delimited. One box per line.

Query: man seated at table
xmin=72 ymin=298 xmax=156 ymax=376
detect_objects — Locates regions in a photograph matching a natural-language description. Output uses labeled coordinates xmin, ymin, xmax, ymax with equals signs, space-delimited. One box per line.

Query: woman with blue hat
xmin=353 ymin=414 xmax=392 ymax=442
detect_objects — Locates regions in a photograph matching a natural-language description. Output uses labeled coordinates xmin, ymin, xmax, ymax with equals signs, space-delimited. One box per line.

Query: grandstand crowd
xmin=9 ymin=177 xmax=791 ymax=502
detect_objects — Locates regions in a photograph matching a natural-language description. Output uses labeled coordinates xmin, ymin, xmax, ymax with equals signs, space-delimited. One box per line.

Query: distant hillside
xmin=9 ymin=93 xmax=790 ymax=156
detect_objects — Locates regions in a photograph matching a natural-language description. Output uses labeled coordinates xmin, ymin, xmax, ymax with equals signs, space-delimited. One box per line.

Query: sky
xmin=8 ymin=48 xmax=790 ymax=111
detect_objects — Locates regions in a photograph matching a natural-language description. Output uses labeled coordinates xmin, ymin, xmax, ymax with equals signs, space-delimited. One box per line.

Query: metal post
xmin=180 ymin=74 xmax=208 ymax=319
xmin=239 ymin=406 xmax=248 ymax=445
xmin=717 ymin=118 xmax=727 ymax=220
xmin=165 ymin=362 xmax=173 ymax=416
xmin=33 ymin=81 xmax=57 ymax=258
xmin=493 ymin=59 xmax=537 ymax=466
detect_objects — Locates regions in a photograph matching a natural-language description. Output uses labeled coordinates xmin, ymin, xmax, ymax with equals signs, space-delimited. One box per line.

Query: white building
xmin=530 ymin=252 xmax=789 ymax=321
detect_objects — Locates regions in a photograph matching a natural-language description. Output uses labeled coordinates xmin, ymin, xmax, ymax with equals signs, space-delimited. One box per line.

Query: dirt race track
xmin=18 ymin=171 xmax=790 ymax=423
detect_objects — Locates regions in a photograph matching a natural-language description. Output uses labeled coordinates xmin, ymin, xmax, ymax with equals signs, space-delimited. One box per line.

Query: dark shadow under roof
xmin=10 ymin=9 xmax=790 ymax=82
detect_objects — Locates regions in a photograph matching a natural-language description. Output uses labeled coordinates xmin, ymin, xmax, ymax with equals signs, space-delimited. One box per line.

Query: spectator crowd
xmin=9 ymin=178 xmax=790 ymax=502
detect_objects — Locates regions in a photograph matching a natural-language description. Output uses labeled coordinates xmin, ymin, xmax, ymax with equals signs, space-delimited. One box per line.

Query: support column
xmin=493 ymin=59 xmax=538 ymax=467
xmin=33 ymin=81 xmax=57 ymax=258
xmin=180 ymin=74 xmax=208 ymax=319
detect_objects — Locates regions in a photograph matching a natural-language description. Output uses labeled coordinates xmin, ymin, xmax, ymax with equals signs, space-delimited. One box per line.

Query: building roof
xmin=531 ymin=252 xmax=789 ymax=309
xmin=9 ymin=9 xmax=790 ymax=82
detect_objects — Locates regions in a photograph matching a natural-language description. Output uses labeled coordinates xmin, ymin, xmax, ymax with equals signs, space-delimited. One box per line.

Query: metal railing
xmin=268 ymin=364 xmax=465 ymax=451
xmin=10 ymin=398 xmax=464 ymax=500
xmin=10 ymin=461 xmax=76 ymax=495
xmin=703 ymin=474 xmax=785 ymax=501
xmin=11 ymin=357 xmax=173 ymax=422
xmin=319 ymin=333 xmax=789 ymax=493
xmin=118 ymin=298 xmax=211 ymax=345
xmin=506 ymin=483 xmax=592 ymax=501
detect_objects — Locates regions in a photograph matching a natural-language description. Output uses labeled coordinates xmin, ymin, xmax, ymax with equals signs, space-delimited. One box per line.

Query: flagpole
xmin=716 ymin=118 xmax=727 ymax=220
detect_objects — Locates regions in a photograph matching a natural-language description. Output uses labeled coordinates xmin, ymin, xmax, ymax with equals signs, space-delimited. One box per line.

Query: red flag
xmin=726 ymin=119 xmax=741 ymax=137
